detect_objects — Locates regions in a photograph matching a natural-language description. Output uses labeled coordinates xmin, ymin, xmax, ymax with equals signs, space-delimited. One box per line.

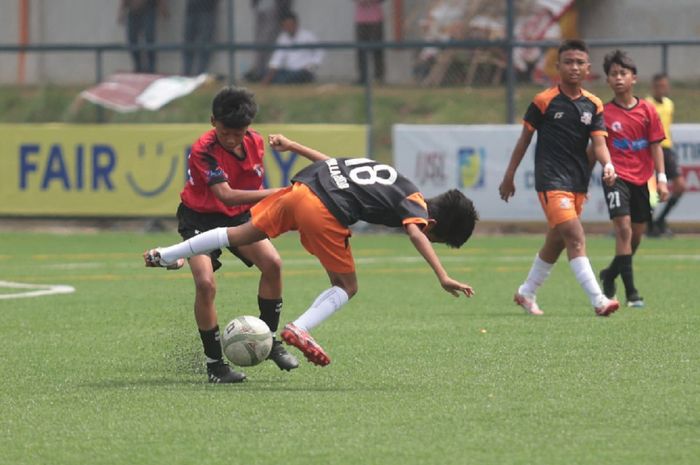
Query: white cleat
xmin=514 ymin=292 xmax=544 ymax=315
xmin=143 ymin=248 xmax=184 ymax=270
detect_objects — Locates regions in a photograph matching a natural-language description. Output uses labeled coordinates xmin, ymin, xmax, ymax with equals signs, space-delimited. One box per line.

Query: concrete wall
xmin=0 ymin=0 xmax=698 ymax=85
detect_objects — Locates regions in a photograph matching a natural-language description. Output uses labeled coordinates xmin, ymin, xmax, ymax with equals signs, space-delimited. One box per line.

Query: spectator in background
xmin=647 ymin=73 xmax=686 ymax=237
xmin=182 ymin=0 xmax=220 ymax=76
xmin=354 ymin=0 xmax=385 ymax=85
xmin=261 ymin=12 xmax=324 ymax=85
xmin=245 ymin=0 xmax=294 ymax=82
xmin=118 ymin=0 xmax=168 ymax=73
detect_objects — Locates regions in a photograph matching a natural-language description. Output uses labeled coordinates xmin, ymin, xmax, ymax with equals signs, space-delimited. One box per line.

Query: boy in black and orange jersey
xmin=597 ymin=50 xmax=668 ymax=308
xmin=173 ymin=87 xmax=299 ymax=384
xmin=144 ymin=134 xmax=479 ymax=368
xmin=498 ymin=39 xmax=620 ymax=317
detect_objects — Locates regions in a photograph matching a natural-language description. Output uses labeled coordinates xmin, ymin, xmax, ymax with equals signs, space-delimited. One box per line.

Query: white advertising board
xmin=393 ymin=124 xmax=700 ymax=222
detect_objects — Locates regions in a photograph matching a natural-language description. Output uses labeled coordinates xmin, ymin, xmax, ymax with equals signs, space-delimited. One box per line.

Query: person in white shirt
xmin=262 ymin=12 xmax=324 ymax=84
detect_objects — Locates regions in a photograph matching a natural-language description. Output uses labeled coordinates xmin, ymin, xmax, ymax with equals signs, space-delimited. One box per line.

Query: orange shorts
xmin=251 ymin=183 xmax=355 ymax=273
xmin=537 ymin=190 xmax=586 ymax=228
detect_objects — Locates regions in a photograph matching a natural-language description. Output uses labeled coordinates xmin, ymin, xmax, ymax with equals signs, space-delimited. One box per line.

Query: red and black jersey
xmin=291 ymin=158 xmax=429 ymax=228
xmin=180 ymin=129 xmax=266 ymax=216
xmin=524 ymin=86 xmax=607 ymax=193
xmin=603 ymin=98 xmax=665 ymax=186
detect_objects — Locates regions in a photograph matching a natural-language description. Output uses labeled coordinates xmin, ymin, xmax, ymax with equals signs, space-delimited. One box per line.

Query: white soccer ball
xmin=221 ymin=316 xmax=273 ymax=367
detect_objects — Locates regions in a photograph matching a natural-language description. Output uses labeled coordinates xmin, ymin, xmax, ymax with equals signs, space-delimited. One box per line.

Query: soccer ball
xmin=221 ymin=316 xmax=273 ymax=367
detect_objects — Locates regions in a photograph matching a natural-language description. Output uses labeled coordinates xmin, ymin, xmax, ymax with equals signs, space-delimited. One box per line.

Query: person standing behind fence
xmin=245 ymin=0 xmax=294 ymax=82
xmin=118 ymin=0 xmax=168 ymax=73
xmin=353 ymin=0 xmax=385 ymax=85
xmin=261 ymin=12 xmax=324 ymax=85
xmin=182 ymin=0 xmax=220 ymax=76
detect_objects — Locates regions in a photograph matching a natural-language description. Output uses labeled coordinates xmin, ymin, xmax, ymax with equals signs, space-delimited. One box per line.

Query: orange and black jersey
xmin=524 ymin=86 xmax=607 ymax=193
xmin=291 ymin=158 xmax=429 ymax=228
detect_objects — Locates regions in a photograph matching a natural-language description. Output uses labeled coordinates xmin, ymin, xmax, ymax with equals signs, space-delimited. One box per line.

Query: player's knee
xmin=616 ymin=224 xmax=632 ymax=242
xmin=258 ymin=253 xmax=282 ymax=277
xmin=195 ymin=276 xmax=217 ymax=299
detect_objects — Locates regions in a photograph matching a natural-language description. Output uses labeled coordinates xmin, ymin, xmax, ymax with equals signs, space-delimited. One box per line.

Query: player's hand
xmin=602 ymin=162 xmax=617 ymax=186
xmin=268 ymin=134 xmax=293 ymax=151
xmin=498 ymin=175 xmax=516 ymax=202
xmin=440 ymin=277 xmax=474 ymax=298
xmin=657 ymin=182 xmax=670 ymax=203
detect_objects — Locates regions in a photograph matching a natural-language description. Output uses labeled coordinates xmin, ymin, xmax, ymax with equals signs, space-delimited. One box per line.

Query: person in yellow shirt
xmin=646 ymin=73 xmax=686 ymax=236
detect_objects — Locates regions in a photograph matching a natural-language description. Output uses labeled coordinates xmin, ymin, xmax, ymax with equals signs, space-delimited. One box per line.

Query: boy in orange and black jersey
xmin=499 ymin=39 xmax=620 ymax=317
xmin=145 ymin=135 xmax=479 ymax=368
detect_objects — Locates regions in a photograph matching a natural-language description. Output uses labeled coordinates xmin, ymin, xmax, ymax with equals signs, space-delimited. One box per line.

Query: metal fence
xmin=2 ymin=0 xmax=700 ymax=155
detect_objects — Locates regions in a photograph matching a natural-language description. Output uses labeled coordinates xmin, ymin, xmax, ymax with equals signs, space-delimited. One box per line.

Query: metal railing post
xmin=506 ymin=0 xmax=516 ymax=124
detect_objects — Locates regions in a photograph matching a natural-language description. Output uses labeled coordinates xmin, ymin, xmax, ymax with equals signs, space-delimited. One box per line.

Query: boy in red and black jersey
xmin=145 ymin=135 xmax=479 ymax=368
xmin=597 ymin=50 xmax=669 ymax=307
xmin=175 ymin=87 xmax=299 ymax=383
xmin=499 ymin=39 xmax=620 ymax=317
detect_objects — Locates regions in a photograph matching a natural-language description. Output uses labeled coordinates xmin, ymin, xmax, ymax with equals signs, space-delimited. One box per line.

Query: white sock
xmin=159 ymin=227 xmax=230 ymax=264
xmin=519 ymin=254 xmax=554 ymax=296
xmin=294 ymin=286 xmax=349 ymax=331
xmin=569 ymin=256 xmax=606 ymax=307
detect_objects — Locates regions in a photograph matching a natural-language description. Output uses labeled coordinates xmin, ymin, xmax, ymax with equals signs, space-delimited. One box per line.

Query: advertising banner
xmin=1 ymin=124 xmax=366 ymax=216
xmin=393 ymin=124 xmax=700 ymax=222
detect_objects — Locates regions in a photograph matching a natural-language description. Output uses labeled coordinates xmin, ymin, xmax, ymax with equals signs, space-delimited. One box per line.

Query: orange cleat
xmin=280 ymin=323 xmax=330 ymax=367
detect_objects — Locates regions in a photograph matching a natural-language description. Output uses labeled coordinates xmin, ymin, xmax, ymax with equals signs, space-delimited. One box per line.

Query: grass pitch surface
xmin=1 ymin=231 xmax=698 ymax=465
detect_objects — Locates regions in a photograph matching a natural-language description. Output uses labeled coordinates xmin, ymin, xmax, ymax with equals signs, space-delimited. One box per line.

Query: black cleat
xmin=626 ymin=291 xmax=645 ymax=308
xmin=207 ymin=360 xmax=246 ymax=384
xmin=267 ymin=339 xmax=300 ymax=371
xmin=599 ymin=268 xmax=617 ymax=299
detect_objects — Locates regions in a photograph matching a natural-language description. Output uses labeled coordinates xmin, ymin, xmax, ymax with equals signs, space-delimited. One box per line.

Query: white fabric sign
xmin=393 ymin=124 xmax=700 ymax=222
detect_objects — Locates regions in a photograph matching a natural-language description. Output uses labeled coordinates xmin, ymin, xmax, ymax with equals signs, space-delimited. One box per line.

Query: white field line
xmin=0 ymin=280 xmax=75 ymax=299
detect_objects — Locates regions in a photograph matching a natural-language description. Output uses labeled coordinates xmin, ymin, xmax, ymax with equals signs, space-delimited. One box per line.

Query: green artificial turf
xmin=0 ymin=231 xmax=698 ymax=465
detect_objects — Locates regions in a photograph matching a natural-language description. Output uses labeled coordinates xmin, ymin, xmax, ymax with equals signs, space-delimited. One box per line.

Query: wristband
xmin=657 ymin=172 xmax=668 ymax=184
xmin=604 ymin=162 xmax=614 ymax=172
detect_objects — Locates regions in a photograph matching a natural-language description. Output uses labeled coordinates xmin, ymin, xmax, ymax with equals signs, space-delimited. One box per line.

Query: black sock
xmin=258 ymin=296 xmax=282 ymax=334
xmin=617 ymin=254 xmax=637 ymax=297
xmin=606 ymin=255 xmax=623 ymax=280
xmin=656 ymin=195 xmax=680 ymax=224
xmin=199 ymin=325 xmax=223 ymax=364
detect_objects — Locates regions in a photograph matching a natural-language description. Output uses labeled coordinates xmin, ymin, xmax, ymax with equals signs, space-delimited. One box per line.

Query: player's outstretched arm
xmin=499 ymin=126 xmax=534 ymax=202
xmin=268 ymin=134 xmax=330 ymax=162
xmin=405 ymin=223 xmax=474 ymax=298
xmin=590 ymin=134 xmax=617 ymax=186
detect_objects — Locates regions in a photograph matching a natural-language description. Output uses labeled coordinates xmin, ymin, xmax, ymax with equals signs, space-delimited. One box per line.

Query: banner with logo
xmin=393 ymin=124 xmax=700 ymax=222
xmin=0 ymin=124 xmax=366 ymax=216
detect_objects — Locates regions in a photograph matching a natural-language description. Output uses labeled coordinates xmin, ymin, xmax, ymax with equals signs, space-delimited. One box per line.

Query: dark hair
xmin=211 ymin=87 xmax=258 ymax=128
xmin=652 ymin=72 xmax=668 ymax=83
xmin=603 ymin=49 xmax=637 ymax=75
xmin=426 ymin=189 xmax=479 ymax=248
xmin=280 ymin=11 xmax=297 ymax=22
xmin=558 ymin=39 xmax=589 ymax=56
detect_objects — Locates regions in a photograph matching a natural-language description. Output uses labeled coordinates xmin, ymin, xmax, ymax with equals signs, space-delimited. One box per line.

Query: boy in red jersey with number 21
xmin=597 ymin=50 xmax=669 ymax=308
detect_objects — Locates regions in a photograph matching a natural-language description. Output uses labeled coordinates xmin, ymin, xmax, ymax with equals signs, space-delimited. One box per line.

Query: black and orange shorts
xmin=537 ymin=190 xmax=586 ymax=228
xmin=251 ymin=183 xmax=355 ymax=274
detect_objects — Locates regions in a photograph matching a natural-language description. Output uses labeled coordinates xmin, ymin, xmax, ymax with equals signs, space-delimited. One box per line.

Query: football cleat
xmin=598 ymin=268 xmax=617 ymax=299
xmin=143 ymin=248 xmax=184 ymax=270
xmin=514 ymin=292 xmax=544 ymax=315
xmin=594 ymin=298 xmax=620 ymax=317
xmin=207 ymin=360 xmax=246 ymax=384
xmin=267 ymin=339 xmax=300 ymax=371
xmin=626 ymin=292 xmax=645 ymax=308
xmin=280 ymin=323 xmax=330 ymax=367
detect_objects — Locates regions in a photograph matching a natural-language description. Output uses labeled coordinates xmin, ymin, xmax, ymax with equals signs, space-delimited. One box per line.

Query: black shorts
xmin=602 ymin=178 xmax=651 ymax=223
xmin=176 ymin=203 xmax=255 ymax=272
xmin=663 ymin=147 xmax=680 ymax=180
